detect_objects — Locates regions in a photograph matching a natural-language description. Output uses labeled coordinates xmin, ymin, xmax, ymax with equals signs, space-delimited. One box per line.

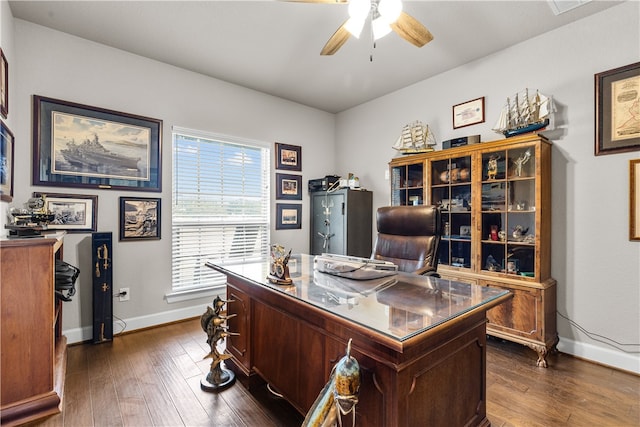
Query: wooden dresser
xmin=1 ymin=233 xmax=67 ymax=426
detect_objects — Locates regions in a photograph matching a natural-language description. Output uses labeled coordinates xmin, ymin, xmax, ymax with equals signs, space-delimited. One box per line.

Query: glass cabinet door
xmin=430 ymin=156 xmax=472 ymax=269
xmin=391 ymin=162 xmax=424 ymax=206
xmin=480 ymin=145 xmax=536 ymax=277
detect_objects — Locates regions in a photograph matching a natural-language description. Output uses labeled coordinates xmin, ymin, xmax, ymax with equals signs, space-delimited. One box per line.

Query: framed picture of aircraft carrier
xmin=32 ymin=95 xmax=162 ymax=191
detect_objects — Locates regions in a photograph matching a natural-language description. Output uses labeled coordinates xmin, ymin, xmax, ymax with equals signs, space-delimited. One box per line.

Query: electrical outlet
xmin=119 ymin=287 xmax=130 ymax=302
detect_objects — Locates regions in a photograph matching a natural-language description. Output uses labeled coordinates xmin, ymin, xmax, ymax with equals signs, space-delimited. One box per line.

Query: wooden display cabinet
xmin=389 ymin=134 xmax=558 ymax=367
xmin=1 ymin=233 xmax=68 ymax=425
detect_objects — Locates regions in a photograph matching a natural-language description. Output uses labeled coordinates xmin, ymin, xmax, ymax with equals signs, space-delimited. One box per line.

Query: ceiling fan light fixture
xmin=372 ymin=16 xmax=392 ymax=40
xmin=377 ymin=0 xmax=402 ymax=23
xmin=345 ymin=17 xmax=366 ymax=38
xmin=348 ymin=0 xmax=371 ymax=20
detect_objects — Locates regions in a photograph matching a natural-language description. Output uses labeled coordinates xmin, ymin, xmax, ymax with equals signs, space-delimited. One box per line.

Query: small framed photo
xmin=631 ymin=159 xmax=640 ymax=241
xmin=453 ymin=97 xmax=485 ymax=129
xmin=276 ymin=173 xmax=302 ymax=200
xmin=275 ymin=142 xmax=302 ymax=171
xmin=502 ymin=258 xmax=520 ymax=274
xmin=119 ymin=197 xmax=161 ymax=241
xmin=0 ymin=48 xmax=7 ymax=118
xmin=1 ymin=120 xmax=14 ymax=202
xmin=276 ymin=203 xmax=301 ymax=230
xmin=33 ymin=192 xmax=98 ymax=233
xmin=595 ymin=62 xmax=640 ymax=156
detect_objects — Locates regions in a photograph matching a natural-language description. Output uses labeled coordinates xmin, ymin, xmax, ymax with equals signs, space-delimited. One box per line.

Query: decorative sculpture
xmin=487 ymin=154 xmax=500 ymax=180
xmin=302 ymin=339 xmax=361 ymax=427
xmin=200 ymin=296 xmax=238 ymax=392
xmin=513 ymin=149 xmax=532 ymax=177
xmin=267 ymin=244 xmax=293 ymax=285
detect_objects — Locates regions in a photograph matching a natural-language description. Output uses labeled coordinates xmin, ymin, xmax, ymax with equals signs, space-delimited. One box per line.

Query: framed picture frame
xmin=595 ymin=62 xmax=640 ymax=156
xmin=275 ymin=142 xmax=302 ymax=171
xmin=276 ymin=173 xmax=302 ymax=200
xmin=630 ymin=159 xmax=640 ymax=241
xmin=453 ymin=97 xmax=485 ymax=129
xmin=119 ymin=197 xmax=161 ymax=241
xmin=33 ymin=192 xmax=98 ymax=233
xmin=276 ymin=203 xmax=301 ymax=230
xmin=33 ymin=95 xmax=163 ymax=191
xmin=0 ymin=48 xmax=7 ymax=119
xmin=1 ymin=120 xmax=14 ymax=202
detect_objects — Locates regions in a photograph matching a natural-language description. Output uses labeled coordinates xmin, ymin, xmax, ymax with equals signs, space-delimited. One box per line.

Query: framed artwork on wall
xmin=595 ymin=62 xmax=640 ymax=156
xmin=276 ymin=203 xmax=301 ymax=230
xmin=630 ymin=159 xmax=640 ymax=241
xmin=275 ymin=142 xmax=302 ymax=171
xmin=453 ymin=97 xmax=485 ymax=129
xmin=0 ymin=48 xmax=7 ymax=119
xmin=1 ymin=120 xmax=14 ymax=202
xmin=33 ymin=192 xmax=98 ymax=233
xmin=276 ymin=173 xmax=302 ymax=200
xmin=33 ymin=95 xmax=163 ymax=191
xmin=119 ymin=197 xmax=161 ymax=241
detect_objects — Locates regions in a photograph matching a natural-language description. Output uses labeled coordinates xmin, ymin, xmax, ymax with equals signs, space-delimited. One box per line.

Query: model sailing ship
xmin=393 ymin=121 xmax=436 ymax=154
xmin=493 ymin=89 xmax=554 ymax=138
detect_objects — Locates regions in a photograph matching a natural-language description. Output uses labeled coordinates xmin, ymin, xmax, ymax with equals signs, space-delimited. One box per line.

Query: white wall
xmin=335 ymin=2 xmax=640 ymax=373
xmin=10 ymin=18 xmax=335 ymax=342
xmin=0 ymin=1 xmax=14 ymax=225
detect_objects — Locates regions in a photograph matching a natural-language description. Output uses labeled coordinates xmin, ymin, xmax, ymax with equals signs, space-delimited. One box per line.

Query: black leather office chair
xmin=371 ymin=205 xmax=442 ymax=276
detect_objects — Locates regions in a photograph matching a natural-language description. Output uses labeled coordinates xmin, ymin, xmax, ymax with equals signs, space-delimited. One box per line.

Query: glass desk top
xmin=207 ymin=254 xmax=510 ymax=342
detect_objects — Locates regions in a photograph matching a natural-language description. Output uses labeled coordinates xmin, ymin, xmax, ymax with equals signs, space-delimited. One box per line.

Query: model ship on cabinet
xmin=493 ymin=89 xmax=554 ymax=138
xmin=393 ymin=121 xmax=436 ymax=154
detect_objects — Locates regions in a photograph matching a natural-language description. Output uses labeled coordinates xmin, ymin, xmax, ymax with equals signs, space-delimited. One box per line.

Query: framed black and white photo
xmin=453 ymin=97 xmax=485 ymax=129
xmin=595 ymin=62 xmax=640 ymax=155
xmin=275 ymin=142 xmax=302 ymax=171
xmin=33 ymin=95 xmax=162 ymax=191
xmin=1 ymin=120 xmax=14 ymax=202
xmin=0 ymin=48 xmax=7 ymax=119
xmin=276 ymin=173 xmax=302 ymax=200
xmin=276 ymin=203 xmax=301 ymax=230
xmin=33 ymin=192 xmax=98 ymax=233
xmin=119 ymin=197 xmax=161 ymax=241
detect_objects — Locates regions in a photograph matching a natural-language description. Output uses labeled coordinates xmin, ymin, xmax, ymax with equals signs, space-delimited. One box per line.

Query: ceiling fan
xmin=290 ymin=0 xmax=433 ymax=55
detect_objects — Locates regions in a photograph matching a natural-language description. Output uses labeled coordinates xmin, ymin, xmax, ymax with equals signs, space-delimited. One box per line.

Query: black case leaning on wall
xmin=92 ymin=232 xmax=113 ymax=343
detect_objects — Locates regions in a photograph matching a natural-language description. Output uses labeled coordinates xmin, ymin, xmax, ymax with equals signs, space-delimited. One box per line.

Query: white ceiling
xmin=9 ymin=0 xmax=623 ymax=113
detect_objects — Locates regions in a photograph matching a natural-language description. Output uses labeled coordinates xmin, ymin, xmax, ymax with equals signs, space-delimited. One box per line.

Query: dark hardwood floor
xmin=29 ymin=318 xmax=639 ymax=427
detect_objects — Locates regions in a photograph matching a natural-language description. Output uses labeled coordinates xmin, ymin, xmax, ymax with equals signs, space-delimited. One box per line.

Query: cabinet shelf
xmin=389 ymin=134 xmax=557 ymax=367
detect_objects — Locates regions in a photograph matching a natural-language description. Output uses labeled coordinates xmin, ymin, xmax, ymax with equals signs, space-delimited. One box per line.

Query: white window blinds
xmin=172 ymin=128 xmax=270 ymax=292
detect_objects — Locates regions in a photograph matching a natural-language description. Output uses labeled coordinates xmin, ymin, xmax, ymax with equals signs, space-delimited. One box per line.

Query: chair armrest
xmin=414 ymin=266 xmax=440 ymax=278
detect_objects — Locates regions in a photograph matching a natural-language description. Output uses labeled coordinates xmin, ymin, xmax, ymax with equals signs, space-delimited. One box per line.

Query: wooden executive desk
xmin=207 ymin=255 xmax=511 ymax=427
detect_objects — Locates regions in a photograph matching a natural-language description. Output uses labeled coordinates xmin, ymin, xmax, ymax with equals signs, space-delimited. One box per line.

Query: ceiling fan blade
xmin=390 ymin=11 xmax=434 ymax=48
xmin=320 ymin=21 xmax=351 ymax=55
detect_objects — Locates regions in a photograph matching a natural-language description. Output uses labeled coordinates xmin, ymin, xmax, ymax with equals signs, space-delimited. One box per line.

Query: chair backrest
xmin=371 ymin=205 xmax=442 ymax=275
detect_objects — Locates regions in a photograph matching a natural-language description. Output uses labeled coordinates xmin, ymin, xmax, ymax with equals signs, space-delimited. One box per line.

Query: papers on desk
xmin=313 ymin=269 xmax=397 ymax=298
xmin=314 ymin=253 xmax=398 ymax=280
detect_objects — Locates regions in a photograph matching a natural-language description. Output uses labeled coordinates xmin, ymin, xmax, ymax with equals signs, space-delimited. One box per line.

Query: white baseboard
xmin=557 ymin=336 xmax=640 ymax=375
xmin=63 ymin=304 xmax=209 ymax=344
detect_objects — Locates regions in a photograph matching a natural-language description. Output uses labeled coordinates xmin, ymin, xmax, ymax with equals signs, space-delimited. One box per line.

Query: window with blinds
xmin=172 ymin=127 xmax=270 ymax=294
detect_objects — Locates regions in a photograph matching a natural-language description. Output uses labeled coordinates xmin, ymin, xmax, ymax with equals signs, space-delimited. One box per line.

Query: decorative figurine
xmin=513 ymin=149 xmax=531 ymax=177
xmin=512 ymin=225 xmax=529 ymax=241
xmin=490 ymin=225 xmax=499 ymax=241
xmin=487 ymin=155 xmax=500 ymax=180
xmin=200 ymin=296 xmax=238 ymax=392
xmin=267 ymin=244 xmax=293 ymax=285
xmin=303 ymin=338 xmax=361 ymax=427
